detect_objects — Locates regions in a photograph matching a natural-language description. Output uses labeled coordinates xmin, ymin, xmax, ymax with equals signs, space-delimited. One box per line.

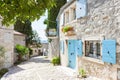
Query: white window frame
xmin=82 ymin=35 xmax=105 ymax=64
xmin=84 ymin=40 xmax=101 ymax=59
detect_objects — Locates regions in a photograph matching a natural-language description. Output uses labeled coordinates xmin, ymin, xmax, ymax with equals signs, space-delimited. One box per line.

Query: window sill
xmin=82 ymin=57 xmax=104 ymax=65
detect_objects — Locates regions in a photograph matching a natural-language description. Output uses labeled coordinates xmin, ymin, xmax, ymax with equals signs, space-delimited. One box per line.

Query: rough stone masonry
xmin=75 ymin=0 xmax=120 ymax=80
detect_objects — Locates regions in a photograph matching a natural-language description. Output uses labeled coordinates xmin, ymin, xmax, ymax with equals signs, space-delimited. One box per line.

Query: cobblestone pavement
xmin=1 ymin=56 xmax=101 ymax=80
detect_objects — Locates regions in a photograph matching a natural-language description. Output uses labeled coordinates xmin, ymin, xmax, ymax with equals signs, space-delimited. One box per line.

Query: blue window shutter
xmin=76 ymin=40 xmax=82 ymax=56
xmin=60 ymin=41 xmax=64 ymax=54
xmin=76 ymin=0 xmax=87 ymax=18
xmin=102 ymin=40 xmax=116 ymax=64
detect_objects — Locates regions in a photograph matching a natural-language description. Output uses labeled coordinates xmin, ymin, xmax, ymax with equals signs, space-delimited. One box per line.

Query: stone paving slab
xmin=1 ymin=56 xmax=101 ymax=80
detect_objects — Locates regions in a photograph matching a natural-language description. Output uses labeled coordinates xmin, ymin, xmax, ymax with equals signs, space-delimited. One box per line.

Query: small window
xmin=85 ymin=40 xmax=101 ymax=59
xmin=63 ymin=14 xmax=65 ymax=24
xmin=35 ymin=50 xmax=37 ymax=53
xmin=73 ymin=8 xmax=76 ymax=20
xmin=65 ymin=12 xmax=69 ymax=23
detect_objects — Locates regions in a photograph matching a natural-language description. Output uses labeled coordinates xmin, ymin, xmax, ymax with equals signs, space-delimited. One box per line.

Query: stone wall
xmin=75 ymin=0 xmax=120 ymax=80
xmin=59 ymin=0 xmax=120 ymax=80
xmin=0 ymin=28 xmax=14 ymax=68
xmin=78 ymin=58 xmax=117 ymax=80
xmin=48 ymin=38 xmax=59 ymax=60
xmin=14 ymin=35 xmax=26 ymax=46
xmin=30 ymin=48 xmax=41 ymax=57
xmin=76 ymin=0 xmax=120 ymax=39
xmin=14 ymin=34 xmax=26 ymax=62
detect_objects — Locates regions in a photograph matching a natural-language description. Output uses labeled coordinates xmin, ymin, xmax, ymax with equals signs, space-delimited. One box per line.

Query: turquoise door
xmin=68 ymin=40 xmax=76 ymax=69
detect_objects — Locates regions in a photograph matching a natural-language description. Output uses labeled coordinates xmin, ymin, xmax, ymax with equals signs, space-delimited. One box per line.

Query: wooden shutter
xmin=102 ymin=40 xmax=116 ymax=64
xmin=76 ymin=0 xmax=87 ymax=18
xmin=76 ymin=40 xmax=83 ymax=56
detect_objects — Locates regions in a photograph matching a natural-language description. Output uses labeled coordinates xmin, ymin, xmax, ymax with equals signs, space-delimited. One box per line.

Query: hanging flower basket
xmin=61 ymin=26 xmax=75 ymax=36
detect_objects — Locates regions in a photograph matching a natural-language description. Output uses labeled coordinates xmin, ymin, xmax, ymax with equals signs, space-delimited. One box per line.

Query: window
xmin=63 ymin=14 xmax=65 ymax=24
xmin=85 ymin=40 xmax=101 ymax=59
xmin=65 ymin=12 xmax=69 ymax=23
xmin=35 ymin=50 xmax=37 ymax=53
xmin=73 ymin=8 xmax=76 ymax=20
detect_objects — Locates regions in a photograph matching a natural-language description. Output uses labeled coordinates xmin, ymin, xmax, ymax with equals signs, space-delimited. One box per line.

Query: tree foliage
xmin=31 ymin=30 xmax=41 ymax=47
xmin=14 ymin=20 xmax=33 ymax=46
xmin=46 ymin=0 xmax=66 ymax=30
xmin=0 ymin=0 xmax=56 ymax=26
xmin=14 ymin=20 xmax=41 ymax=47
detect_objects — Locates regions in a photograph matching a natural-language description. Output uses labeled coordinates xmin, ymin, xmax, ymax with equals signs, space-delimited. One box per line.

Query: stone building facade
xmin=47 ymin=28 xmax=59 ymax=60
xmin=14 ymin=31 xmax=26 ymax=46
xmin=57 ymin=0 xmax=120 ymax=80
xmin=41 ymin=43 xmax=48 ymax=56
xmin=14 ymin=31 xmax=26 ymax=62
xmin=48 ymin=37 xmax=59 ymax=60
xmin=0 ymin=19 xmax=14 ymax=68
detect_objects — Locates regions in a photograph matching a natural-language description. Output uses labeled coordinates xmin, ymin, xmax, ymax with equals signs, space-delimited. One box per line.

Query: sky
xmin=31 ymin=11 xmax=48 ymax=43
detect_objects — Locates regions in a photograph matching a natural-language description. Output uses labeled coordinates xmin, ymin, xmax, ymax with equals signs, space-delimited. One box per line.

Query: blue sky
xmin=31 ymin=11 xmax=48 ymax=43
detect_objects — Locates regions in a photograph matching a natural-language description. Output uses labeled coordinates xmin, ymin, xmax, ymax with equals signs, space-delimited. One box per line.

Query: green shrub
xmin=63 ymin=26 xmax=69 ymax=33
xmin=62 ymin=26 xmax=73 ymax=33
xmin=51 ymin=57 xmax=60 ymax=66
xmin=79 ymin=68 xmax=86 ymax=78
xmin=0 ymin=68 xmax=8 ymax=78
xmin=29 ymin=48 xmax=33 ymax=56
xmin=15 ymin=44 xmax=29 ymax=60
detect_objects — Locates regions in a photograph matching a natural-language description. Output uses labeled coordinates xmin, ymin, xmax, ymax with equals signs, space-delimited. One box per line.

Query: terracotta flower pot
xmin=65 ymin=31 xmax=75 ymax=36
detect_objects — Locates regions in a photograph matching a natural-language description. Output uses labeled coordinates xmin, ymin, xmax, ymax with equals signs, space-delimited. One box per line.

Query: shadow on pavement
xmin=3 ymin=66 xmax=24 ymax=77
xmin=28 ymin=56 xmax=50 ymax=63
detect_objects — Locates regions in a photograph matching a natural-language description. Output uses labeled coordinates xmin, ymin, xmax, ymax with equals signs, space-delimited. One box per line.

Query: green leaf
xmin=0 ymin=0 xmax=56 ymax=26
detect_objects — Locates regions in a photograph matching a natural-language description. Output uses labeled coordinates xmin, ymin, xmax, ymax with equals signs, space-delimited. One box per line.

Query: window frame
xmin=84 ymin=40 xmax=101 ymax=59
xmin=73 ymin=8 xmax=76 ymax=20
xmin=82 ymin=36 xmax=104 ymax=61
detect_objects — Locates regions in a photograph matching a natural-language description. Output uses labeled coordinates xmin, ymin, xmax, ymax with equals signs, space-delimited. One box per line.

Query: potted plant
xmin=15 ymin=44 xmax=29 ymax=61
xmin=79 ymin=68 xmax=87 ymax=78
xmin=61 ymin=26 xmax=75 ymax=36
xmin=51 ymin=56 xmax=60 ymax=66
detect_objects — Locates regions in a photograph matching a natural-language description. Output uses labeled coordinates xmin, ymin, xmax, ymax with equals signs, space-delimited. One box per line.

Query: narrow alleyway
xmin=1 ymin=56 xmax=101 ymax=80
